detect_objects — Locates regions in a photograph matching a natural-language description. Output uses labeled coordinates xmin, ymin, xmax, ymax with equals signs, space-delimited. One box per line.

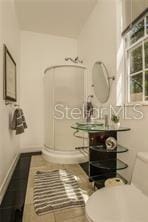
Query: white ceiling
xmin=15 ymin=0 xmax=97 ymax=38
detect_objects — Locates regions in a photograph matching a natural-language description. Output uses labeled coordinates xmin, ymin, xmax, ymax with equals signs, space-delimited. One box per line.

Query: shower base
xmin=42 ymin=147 xmax=88 ymax=164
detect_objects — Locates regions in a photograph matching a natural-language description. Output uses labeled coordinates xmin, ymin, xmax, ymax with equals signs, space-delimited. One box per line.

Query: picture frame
xmin=3 ymin=44 xmax=17 ymax=102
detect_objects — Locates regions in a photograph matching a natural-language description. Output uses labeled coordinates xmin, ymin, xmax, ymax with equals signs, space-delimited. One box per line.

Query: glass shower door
xmin=54 ymin=66 xmax=85 ymax=151
xmin=44 ymin=69 xmax=54 ymax=149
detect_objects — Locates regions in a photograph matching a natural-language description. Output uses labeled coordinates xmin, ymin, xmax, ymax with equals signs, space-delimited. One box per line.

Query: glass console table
xmin=71 ymin=124 xmax=130 ymax=188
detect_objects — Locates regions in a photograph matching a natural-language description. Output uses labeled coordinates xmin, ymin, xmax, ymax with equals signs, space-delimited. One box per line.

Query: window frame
xmin=125 ymin=14 xmax=148 ymax=105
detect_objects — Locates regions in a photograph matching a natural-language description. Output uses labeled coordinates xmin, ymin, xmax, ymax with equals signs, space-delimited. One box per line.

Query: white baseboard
xmin=0 ymin=153 xmax=20 ymax=204
xmin=20 ymin=146 xmax=42 ymax=153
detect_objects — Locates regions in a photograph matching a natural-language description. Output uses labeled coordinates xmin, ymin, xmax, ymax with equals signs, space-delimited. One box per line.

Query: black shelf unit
xmin=88 ymin=129 xmax=129 ymax=188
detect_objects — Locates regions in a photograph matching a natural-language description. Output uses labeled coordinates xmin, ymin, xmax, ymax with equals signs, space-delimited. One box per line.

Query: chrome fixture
xmin=97 ymin=61 xmax=115 ymax=81
xmin=87 ymin=95 xmax=94 ymax=100
xmin=104 ymin=114 xmax=109 ymax=128
xmin=65 ymin=57 xmax=83 ymax=64
xmin=5 ymin=101 xmax=19 ymax=107
xmin=75 ymin=146 xmax=88 ymax=157
xmin=44 ymin=64 xmax=86 ymax=74
xmin=73 ymin=130 xmax=88 ymax=139
xmin=85 ymin=95 xmax=94 ymax=122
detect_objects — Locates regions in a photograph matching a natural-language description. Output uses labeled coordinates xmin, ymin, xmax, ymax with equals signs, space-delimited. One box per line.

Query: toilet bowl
xmin=86 ymin=152 xmax=148 ymax=222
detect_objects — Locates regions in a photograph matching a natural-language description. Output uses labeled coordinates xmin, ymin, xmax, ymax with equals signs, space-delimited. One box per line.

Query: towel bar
xmin=5 ymin=101 xmax=19 ymax=106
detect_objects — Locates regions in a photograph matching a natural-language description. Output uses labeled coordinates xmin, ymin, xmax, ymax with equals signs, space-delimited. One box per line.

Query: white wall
xmin=0 ymin=0 xmax=20 ymax=202
xmin=122 ymin=0 xmax=148 ymax=31
xmin=116 ymin=0 xmax=148 ymax=181
xmin=78 ymin=0 xmax=117 ymax=107
xmin=20 ymin=31 xmax=77 ymax=151
xmin=77 ymin=0 xmax=144 ymax=182
xmin=78 ymin=0 xmax=148 ymax=181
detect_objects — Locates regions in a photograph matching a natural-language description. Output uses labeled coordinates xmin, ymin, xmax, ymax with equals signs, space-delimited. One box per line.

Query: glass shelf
xmin=90 ymin=144 xmax=128 ymax=153
xmin=90 ymin=173 xmax=128 ymax=184
xmin=71 ymin=124 xmax=131 ymax=132
xmin=90 ymin=159 xmax=128 ymax=170
xmin=90 ymin=173 xmax=128 ymax=189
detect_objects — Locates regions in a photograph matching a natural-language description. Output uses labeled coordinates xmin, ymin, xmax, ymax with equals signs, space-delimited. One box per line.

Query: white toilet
xmin=86 ymin=152 xmax=148 ymax=222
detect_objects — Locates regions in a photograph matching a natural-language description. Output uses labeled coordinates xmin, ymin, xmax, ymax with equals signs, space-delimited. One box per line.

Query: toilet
xmin=86 ymin=152 xmax=148 ymax=222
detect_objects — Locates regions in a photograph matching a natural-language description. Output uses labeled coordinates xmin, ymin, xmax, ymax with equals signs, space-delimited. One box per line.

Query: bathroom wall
xmin=78 ymin=0 xmax=148 ymax=181
xmin=77 ymin=0 xmax=117 ymax=107
xmin=122 ymin=0 xmax=148 ymax=31
xmin=20 ymin=31 xmax=77 ymax=152
xmin=0 ymin=0 xmax=20 ymax=202
xmin=116 ymin=0 xmax=148 ymax=181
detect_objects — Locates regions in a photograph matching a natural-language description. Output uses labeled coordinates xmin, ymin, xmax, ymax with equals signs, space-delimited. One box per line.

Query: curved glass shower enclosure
xmin=43 ymin=65 xmax=87 ymax=163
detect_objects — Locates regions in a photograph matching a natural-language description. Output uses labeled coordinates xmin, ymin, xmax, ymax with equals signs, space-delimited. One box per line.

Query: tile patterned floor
xmin=23 ymin=155 xmax=94 ymax=222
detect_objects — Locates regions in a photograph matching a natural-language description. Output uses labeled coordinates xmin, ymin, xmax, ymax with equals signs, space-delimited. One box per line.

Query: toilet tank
xmin=132 ymin=152 xmax=148 ymax=196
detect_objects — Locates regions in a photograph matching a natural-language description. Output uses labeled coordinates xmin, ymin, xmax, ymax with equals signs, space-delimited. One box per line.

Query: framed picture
xmin=3 ymin=44 xmax=17 ymax=102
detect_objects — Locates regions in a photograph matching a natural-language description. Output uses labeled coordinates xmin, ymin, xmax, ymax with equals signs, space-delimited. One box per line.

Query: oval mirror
xmin=92 ymin=61 xmax=110 ymax=103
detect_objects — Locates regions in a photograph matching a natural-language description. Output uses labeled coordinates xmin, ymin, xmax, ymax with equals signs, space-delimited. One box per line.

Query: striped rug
xmin=33 ymin=169 xmax=85 ymax=215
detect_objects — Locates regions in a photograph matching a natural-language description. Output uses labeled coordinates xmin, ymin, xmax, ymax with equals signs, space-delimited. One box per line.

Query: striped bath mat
xmin=33 ymin=169 xmax=85 ymax=215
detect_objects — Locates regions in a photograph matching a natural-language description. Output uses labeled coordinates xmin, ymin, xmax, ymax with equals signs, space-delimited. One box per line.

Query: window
xmin=125 ymin=14 xmax=148 ymax=103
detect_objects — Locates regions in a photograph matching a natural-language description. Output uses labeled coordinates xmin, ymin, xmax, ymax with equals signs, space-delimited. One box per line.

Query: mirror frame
xmin=92 ymin=61 xmax=111 ymax=103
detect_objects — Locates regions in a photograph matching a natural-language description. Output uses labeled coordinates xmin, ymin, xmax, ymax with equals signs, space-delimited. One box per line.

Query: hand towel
xmin=11 ymin=108 xmax=27 ymax=135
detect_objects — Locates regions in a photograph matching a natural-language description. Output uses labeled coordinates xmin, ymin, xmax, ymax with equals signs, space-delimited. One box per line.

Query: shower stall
xmin=42 ymin=65 xmax=88 ymax=164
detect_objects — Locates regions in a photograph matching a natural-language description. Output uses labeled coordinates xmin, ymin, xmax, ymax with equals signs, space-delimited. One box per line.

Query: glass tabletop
xmin=71 ymin=124 xmax=131 ymax=132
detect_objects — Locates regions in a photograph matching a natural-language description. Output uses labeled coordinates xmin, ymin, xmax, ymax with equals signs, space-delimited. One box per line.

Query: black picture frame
xmin=3 ymin=44 xmax=17 ymax=102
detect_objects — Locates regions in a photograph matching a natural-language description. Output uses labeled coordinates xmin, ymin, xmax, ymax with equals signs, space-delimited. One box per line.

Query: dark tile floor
xmin=79 ymin=162 xmax=89 ymax=175
xmin=0 ymin=152 xmax=41 ymax=222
